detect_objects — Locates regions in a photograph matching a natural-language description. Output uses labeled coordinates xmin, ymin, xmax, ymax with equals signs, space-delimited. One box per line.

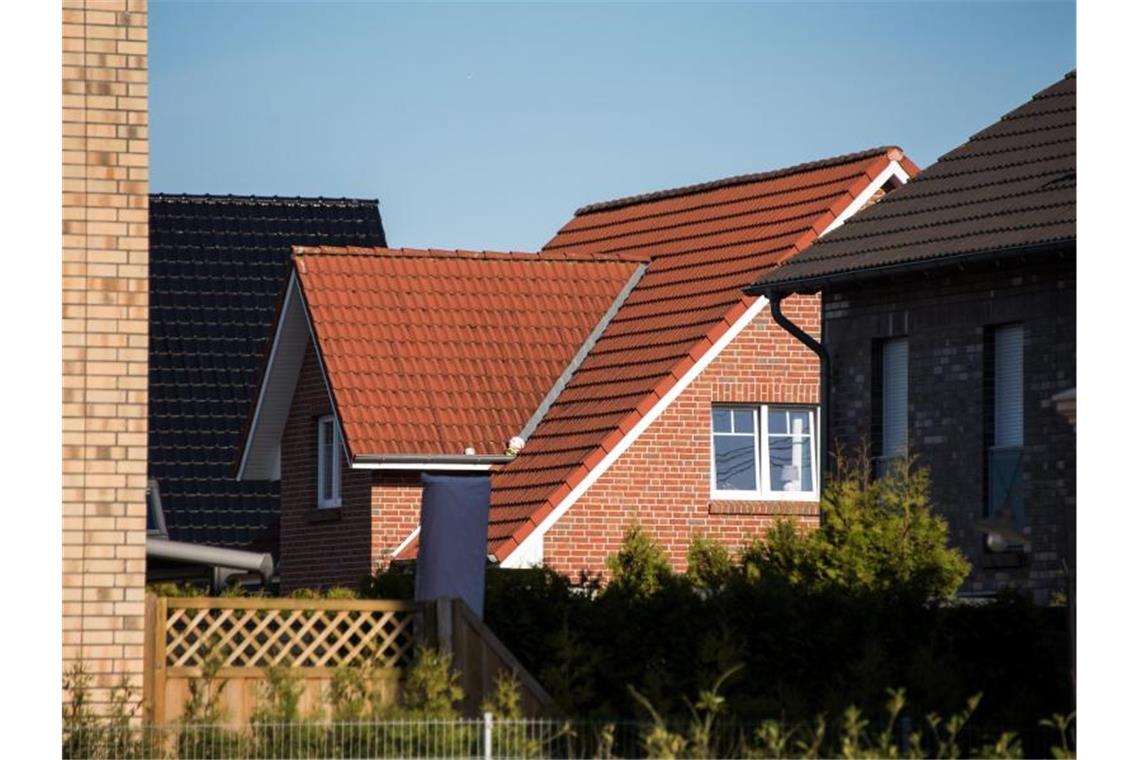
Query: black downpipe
xmin=766 ymin=291 xmax=830 ymax=493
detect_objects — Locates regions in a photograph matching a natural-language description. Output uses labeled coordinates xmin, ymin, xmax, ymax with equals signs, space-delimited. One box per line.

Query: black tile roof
xmin=752 ymin=71 xmax=1076 ymax=293
xmin=149 ymin=194 xmax=387 ymax=550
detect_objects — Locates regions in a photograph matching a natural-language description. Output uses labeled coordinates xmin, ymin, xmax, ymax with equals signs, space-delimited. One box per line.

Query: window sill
xmin=708 ymin=499 xmax=819 ymax=516
xmin=308 ymin=507 xmax=343 ymax=524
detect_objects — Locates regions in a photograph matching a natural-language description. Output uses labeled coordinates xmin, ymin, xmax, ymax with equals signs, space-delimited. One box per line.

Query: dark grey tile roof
xmin=752 ymin=71 xmax=1075 ymax=292
xmin=148 ymin=195 xmax=387 ymax=550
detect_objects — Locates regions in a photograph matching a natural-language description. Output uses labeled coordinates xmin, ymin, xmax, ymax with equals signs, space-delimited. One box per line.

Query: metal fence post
xmin=483 ymin=711 xmax=493 ymax=760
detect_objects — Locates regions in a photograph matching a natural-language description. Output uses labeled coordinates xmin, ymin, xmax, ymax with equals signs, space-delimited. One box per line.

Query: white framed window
xmin=711 ymin=405 xmax=819 ymax=501
xmin=317 ymin=414 xmax=342 ymax=509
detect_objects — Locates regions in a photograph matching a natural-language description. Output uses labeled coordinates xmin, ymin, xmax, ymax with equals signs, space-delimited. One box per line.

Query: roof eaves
xmin=748 ymin=238 xmax=1076 ymax=296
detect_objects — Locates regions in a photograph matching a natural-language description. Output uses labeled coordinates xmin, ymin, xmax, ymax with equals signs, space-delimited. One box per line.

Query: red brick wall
xmin=543 ymin=295 xmax=821 ymax=576
xmin=279 ymin=296 xmax=821 ymax=586
xmin=278 ymin=344 xmax=426 ymax=589
xmin=369 ymin=473 xmax=422 ymax=566
xmin=278 ymin=345 xmax=373 ymax=592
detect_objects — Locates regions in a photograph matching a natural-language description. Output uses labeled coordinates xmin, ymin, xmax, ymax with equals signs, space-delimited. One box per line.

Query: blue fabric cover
xmin=414 ymin=473 xmax=491 ymax=617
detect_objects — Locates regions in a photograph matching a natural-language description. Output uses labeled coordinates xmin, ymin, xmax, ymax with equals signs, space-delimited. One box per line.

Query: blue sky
xmin=151 ymin=1 xmax=1075 ymax=251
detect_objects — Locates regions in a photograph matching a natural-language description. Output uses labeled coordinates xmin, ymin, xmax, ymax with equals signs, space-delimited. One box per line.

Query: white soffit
xmin=237 ymin=274 xmax=309 ymax=481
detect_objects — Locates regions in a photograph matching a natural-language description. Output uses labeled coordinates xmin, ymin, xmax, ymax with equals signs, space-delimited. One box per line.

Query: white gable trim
xmin=500 ymin=295 xmax=770 ymax=568
xmin=391 ymin=526 xmax=420 ymax=558
xmin=238 ymin=273 xmax=306 ymax=480
xmin=820 ymin=160 xmax=910 ymax=236
xmin=501 ymin=160 xmax=915 ymax=568
xmin=237 ymin=272 xmax=347 ymax=479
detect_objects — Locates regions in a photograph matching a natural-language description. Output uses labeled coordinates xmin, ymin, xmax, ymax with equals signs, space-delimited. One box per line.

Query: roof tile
xmin=485 ymin=146 xmax=912 ymax=560
xmin=294 ymin=247 xmax=645 ymax=458
xmin=753 ymin=72 xmax=1076 ymax=291
xmin=149 ymin=194 xmax=386 ymax=550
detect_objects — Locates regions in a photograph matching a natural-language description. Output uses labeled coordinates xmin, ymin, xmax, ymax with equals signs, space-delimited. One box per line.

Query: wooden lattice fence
xmin=143 ymin=594 xmax=558 ymax=727
xmin=145 ymin=596 xmax=424 ymax=726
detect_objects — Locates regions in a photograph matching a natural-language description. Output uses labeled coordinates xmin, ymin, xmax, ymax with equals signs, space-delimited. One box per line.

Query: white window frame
xmin=710 ymin=404 xmax=819 ymax=502
xmin=317 ymin=414 xmax=342 ymax=509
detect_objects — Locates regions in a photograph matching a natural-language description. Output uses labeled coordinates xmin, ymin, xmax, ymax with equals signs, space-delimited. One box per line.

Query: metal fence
xmin=62 ymin=714 xmax=1069 ymax=759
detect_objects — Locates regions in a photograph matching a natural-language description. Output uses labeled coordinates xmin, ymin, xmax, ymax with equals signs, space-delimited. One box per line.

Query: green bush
xmin=606 ymin=522 xmax=676 ymax=596
xmin=481 ymin=463 xmax=1072 ymax=750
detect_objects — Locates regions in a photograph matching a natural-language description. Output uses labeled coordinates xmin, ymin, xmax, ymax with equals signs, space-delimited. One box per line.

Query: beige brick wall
xmin=62 ymin=0 xmax=149 ymax=710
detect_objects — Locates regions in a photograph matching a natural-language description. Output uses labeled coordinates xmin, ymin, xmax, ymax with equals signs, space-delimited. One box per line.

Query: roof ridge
xmin=150 ymin=193 xmax=380 ymax=207
xmin=292 ymin=245 xmax=649 ymax=264
xmin=573 ymin=146 xmax=903 ymax=216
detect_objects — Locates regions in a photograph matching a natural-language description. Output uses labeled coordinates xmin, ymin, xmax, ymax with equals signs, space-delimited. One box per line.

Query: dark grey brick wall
xmin=823 ymin=250 xmax=1076 ymax=601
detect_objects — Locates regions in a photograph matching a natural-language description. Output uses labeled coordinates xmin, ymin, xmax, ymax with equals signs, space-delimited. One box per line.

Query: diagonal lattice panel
xmin=163 ymin=600 xmax=421 ymax=670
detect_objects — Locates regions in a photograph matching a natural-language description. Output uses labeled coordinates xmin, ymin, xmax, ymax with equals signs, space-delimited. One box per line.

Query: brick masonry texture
xmin=279 ymin=295 xmax=821 ymax=587
xmin=278 ymin=345 xmax=425 ymax=592
xmin=543 ymin=294 xmax=821 ymax=576
xmin=62 ymin=0 xmax=150 ymax=710
xmin=824 ymin=254 xmax=1076 ymax=601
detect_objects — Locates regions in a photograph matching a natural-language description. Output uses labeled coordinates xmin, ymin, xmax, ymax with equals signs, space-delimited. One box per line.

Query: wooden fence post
xmin=152 ymin=595 xmax=168 ymax=725
xmin=435 ymin=597 xmax=454 ymax=656
xmin=143 ymin=593 xmax=155 ymax=723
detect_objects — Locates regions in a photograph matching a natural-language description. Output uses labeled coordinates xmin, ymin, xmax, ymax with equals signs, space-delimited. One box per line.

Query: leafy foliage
xmin=477 ymin=462 xmax=1071 ymax=753
xmin=606 ymin=522 xmax=675 ymax=596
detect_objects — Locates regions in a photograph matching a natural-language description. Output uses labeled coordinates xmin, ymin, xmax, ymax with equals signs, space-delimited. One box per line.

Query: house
xmin=239 ymin=147 xmax=918 ymax=587
xmin=749 ymin=72 xmax=1075 ymax=600
xmin=148 ymin=194 xmax=387 ymax=565
xmin=237 ymin=246 xmax=647 ymax=589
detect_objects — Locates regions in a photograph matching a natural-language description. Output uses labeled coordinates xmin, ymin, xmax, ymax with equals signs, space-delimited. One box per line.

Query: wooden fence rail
xmin=144 ymin=594 xmax=556 ymax=726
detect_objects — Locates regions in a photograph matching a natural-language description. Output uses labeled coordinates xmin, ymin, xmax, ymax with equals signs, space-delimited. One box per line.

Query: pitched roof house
xmin=750 ymin=72 xmax=1075 ymax=600
xmin=238 ymin=147 xmax=918 ymax=587
xmin=148 ymin=195 xmax=386 ymax=553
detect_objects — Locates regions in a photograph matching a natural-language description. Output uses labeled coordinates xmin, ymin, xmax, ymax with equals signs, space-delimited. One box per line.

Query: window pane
xmin=993 ymin=325 xmax=1023 ymax=448
xmin=714 ymin=434 xmax=757 ymax=490
xmin=712 ymin=408 xmax=732 ymax=433
xmin=768 ymin=434 xmax=813 ymax=493
xmin=767 ymin=409 xmax=787 ymax=435
xmin=733 ymin=408 xmax=754 ymax=434
xmin=320 ymin=442 xmax=332 ymax=501
xmin=788 ymin=410 xmax=810 ymax=436
xmin=881 ymin=338 xmax=908 ymax=458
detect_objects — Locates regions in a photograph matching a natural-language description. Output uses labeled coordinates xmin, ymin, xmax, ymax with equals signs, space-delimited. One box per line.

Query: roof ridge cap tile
xmin=150 ymin=193 xmax=380 ymax=207
xmin=292 ymin=245 xmax=648 ymax=264
xmin=572 ymin=146 xmax=903 ymax=216
xmin=546 ymin=173 xmax=872 ymax=243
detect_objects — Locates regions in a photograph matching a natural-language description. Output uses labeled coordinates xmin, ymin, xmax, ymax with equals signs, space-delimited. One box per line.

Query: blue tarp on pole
xmin=414 ymin=473 xmax=491 ymax=617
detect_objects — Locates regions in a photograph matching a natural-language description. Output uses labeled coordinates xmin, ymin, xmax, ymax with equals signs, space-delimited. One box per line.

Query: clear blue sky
xmin=151 ymin=1 xmax=1075 ymax=251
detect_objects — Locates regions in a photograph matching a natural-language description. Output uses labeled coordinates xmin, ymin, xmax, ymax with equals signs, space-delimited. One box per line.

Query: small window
xmin=986 ymin=324 xmax=1024 ymax=531
xmin=711 ymin=405 xmax=819 ymax=501
xmin=875 ymin=337 xmax=908 ymax=475
xmin=317 ymin=415 xmax=342 ymax=509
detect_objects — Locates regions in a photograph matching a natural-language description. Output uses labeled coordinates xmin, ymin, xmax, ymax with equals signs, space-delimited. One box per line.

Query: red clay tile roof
xmin=294 ymin=246 xmax=646 ymax=459
xmin=754 ymin=73 xmax=1075 ymax=291
xmin=482 ymin=146 xmax=915 ymax=561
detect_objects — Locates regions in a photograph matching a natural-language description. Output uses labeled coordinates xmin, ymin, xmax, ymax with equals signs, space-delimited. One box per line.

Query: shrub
xmin=481 ymin=464 xmax=1070 ymax=744
xmin=605 ymin=522 xmax=675 ymax=596
xmin=740 ymin=459 xmax=969 ymax=601
xmin=686 ymin=534 xmax=733 ymax=592
xmin=396 ymin=646 xmax=464 ymax=718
